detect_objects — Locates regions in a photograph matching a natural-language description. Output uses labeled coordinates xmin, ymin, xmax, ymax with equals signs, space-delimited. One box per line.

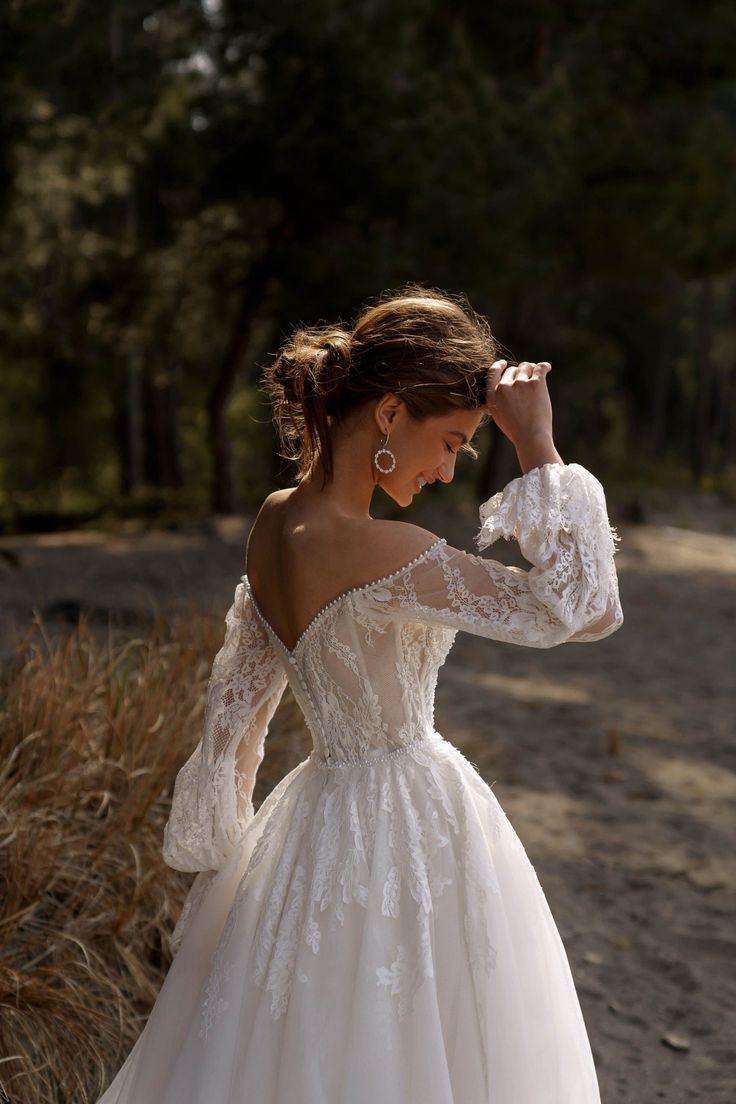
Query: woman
xmin=97 ymin=285 xmax=623 ymax=1103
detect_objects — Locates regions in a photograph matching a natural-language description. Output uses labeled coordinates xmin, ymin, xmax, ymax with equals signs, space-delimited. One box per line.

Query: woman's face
xmin=373 ymin=400 xmax=485 ymax=507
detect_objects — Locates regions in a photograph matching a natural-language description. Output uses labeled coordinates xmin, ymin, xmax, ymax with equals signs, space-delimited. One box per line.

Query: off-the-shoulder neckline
xmin=245 ymin=537 xmax=447 ymax=657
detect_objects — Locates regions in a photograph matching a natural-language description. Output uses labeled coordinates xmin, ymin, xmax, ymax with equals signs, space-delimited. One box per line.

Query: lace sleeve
xmin=162 ymin=579 xmax=287 ymax=873
xmin=363 ymin=462 xmax=623 ymax=648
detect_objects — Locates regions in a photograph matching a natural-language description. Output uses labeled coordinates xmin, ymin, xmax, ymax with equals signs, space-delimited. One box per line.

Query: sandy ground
xmin=1 ymin=499 xmax=734 ymax=1104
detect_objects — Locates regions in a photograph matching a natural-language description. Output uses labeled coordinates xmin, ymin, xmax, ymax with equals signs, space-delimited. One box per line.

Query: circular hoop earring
xmin=374 ymin=432 xmax=397 ymax=474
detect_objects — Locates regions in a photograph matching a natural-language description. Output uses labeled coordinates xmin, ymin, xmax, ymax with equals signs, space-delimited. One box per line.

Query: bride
xmin=97 ymin=285 xmax=623 ymax=1103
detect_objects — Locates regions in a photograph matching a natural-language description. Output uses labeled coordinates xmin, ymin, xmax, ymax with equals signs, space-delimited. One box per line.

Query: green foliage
xmin=0 ymin=0 xmax=734 ymax=527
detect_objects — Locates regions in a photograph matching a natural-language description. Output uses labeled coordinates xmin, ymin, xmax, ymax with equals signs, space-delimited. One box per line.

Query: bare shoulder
xmin=259 ymin=488 xmax=439 ymax=565
xmin=261 ymin=487 xmax=296 ymax=508
xmin=351 ymin=519 xmax=443 ymax=579
xmin=250 ymin=487 xmax=296 ymax=529
xmin=246 ymin=488 xmax=295 ymax=556
xmin=247 ymin=488 xmax=441 ymax=595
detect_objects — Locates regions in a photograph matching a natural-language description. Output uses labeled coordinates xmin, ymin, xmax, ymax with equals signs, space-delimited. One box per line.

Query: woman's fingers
xmin=486 ymin=359 xmax=507 ymax=405
xmin=517 ymin=360 xmax=551 ymax=379
xmin=489 ymin=360 xmax=551 ymax=383
xmin=487 ymin=359 xmax=552 ymax=408
xmin=485 ymin=358 xmax=554 ymax=442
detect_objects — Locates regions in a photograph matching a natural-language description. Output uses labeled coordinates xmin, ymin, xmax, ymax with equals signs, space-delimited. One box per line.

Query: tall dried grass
xmin=0 ymin=608 xmax=306 ymax=1104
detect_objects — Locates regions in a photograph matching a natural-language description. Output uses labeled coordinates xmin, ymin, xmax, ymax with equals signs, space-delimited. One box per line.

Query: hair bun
xmin=269 ymin=326 xmax=352 ymax=412
xmin=272 ymin=353 xmax=300 ymax=406
xmin=317 ymin=332 xmax=352 ymax=411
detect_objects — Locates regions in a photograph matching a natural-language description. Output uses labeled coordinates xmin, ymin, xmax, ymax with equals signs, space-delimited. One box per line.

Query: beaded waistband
xmin=307 ymin=730 xmax=437 ymax=770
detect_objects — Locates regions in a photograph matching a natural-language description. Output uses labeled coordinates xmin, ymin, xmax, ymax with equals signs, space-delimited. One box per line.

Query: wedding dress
xmin=97 ymin=460 xmax=623 ymax=1104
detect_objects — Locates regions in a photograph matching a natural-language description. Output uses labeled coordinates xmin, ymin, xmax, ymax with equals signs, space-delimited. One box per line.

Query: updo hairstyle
xmin=263 ymin=284 xmax=500 ymax=486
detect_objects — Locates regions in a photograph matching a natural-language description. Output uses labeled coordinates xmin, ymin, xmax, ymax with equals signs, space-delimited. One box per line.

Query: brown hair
xmin=263 ymin=283 xmax=500 ymax=486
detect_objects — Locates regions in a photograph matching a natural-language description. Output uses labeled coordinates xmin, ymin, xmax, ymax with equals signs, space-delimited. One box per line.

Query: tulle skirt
xmin=96 ymin=731 xmax=601 ymax=1104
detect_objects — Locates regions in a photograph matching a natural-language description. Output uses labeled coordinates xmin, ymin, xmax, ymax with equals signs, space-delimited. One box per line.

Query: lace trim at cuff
xmin=475 ymin=461 xmax=621 ymax=556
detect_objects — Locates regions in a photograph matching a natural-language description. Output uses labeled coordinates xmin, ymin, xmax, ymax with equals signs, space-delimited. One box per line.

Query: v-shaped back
xmin=246 ymin=537 xmax=447 ymax=655
xmin=241 ymin=464 xmax=622 ymax=767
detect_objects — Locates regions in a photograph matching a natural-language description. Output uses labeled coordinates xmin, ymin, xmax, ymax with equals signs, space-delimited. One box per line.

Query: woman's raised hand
xmin=485 ymin=360 xmax=554 ymax=448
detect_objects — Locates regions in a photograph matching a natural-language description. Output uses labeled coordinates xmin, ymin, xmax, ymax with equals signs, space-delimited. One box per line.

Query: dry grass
xmin=0 ymin=608 xmax=308 ymax=1104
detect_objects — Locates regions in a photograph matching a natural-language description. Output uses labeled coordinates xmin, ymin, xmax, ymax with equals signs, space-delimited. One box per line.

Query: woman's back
xmin=245 ymin=487 xmax=438 ymax=653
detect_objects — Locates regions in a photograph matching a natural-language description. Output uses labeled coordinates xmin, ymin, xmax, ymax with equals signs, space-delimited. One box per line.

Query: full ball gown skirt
xmin=96 ymin=461 xmax=624 ymax=1104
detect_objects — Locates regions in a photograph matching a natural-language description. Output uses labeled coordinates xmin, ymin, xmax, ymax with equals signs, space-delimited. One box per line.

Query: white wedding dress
xmin=97 ymin=461 xmax=623 ymax=1104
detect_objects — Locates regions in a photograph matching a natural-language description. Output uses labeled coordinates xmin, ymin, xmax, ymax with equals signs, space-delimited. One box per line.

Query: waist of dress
xmin=307 ymin=729 xmax=440 ymax=770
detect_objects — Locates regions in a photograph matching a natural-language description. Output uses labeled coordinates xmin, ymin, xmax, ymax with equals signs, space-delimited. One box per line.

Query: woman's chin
xmin=379 ymin=480 xmax=416 ymax=507
xmin=385 ymin=489 xmax=412 ymax=507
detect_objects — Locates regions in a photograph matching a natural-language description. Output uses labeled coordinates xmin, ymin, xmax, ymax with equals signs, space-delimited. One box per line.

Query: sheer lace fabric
xmin=162 ymin=588 xmax=287 ymax=873
xmin=98 ymin=461 xmax=622 ymax=1104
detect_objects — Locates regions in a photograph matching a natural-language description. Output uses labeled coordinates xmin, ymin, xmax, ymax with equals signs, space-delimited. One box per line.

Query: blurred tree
xmin=0 ymin=0 xmax=734 ymax=527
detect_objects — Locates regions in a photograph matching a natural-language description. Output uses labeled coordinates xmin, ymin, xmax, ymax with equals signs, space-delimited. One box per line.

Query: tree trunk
xmin=723 ymin=363 xmax=736 ymax=470
xmin=651 ymin=277 xmax=681 ymax=460
xmin=116 ymin=354 xmax=144 ymax=495
xmin=691 ymin=279 xmax=716 ymax=483
xmin=207 ymin=218 xmax=291 ymax=514
xmin=142 ymin=360 xmax=183 ymax=489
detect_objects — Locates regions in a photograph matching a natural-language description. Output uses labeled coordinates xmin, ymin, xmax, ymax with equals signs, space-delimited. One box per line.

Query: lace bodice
xmin=162 ymin=461 xmax=623 ymax=874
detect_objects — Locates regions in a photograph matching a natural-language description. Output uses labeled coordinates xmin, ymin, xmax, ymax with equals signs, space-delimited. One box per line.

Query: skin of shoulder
xmin=361 ymin=519 xmax=441 ymax=570
xmin=251 ymin=490 xmax=441 ymax=586
xmin=262 ymin=487 xmax=293 ymax=506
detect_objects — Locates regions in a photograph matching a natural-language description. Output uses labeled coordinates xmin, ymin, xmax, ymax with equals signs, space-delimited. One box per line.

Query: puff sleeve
xmin=162 ymin=578 xmax=287 ymax=874
xmin=366 ymin=462 xmax=624 ymax=648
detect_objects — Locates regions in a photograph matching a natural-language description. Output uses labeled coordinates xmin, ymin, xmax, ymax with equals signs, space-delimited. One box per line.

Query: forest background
xmin=1 ymin=3 xmax=735 ymax=1104
xmin=1 ymin=0 xmax=735 ymax=529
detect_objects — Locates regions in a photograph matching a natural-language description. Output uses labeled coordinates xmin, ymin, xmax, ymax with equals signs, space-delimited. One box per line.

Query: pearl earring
xmin=373 ymin=431 xmax=397 ymax=474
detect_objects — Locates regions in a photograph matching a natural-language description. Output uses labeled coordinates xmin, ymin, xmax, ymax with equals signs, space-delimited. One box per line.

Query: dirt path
xmin=1 ymin=514 xmax=734 ymax=1103
xmin=443 ymin=522 xmax=736 ymax=1103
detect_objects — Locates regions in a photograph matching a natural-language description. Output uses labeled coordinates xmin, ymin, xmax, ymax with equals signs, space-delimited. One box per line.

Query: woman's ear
xmin=373 ymin=393 xmax=403 ymax=435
